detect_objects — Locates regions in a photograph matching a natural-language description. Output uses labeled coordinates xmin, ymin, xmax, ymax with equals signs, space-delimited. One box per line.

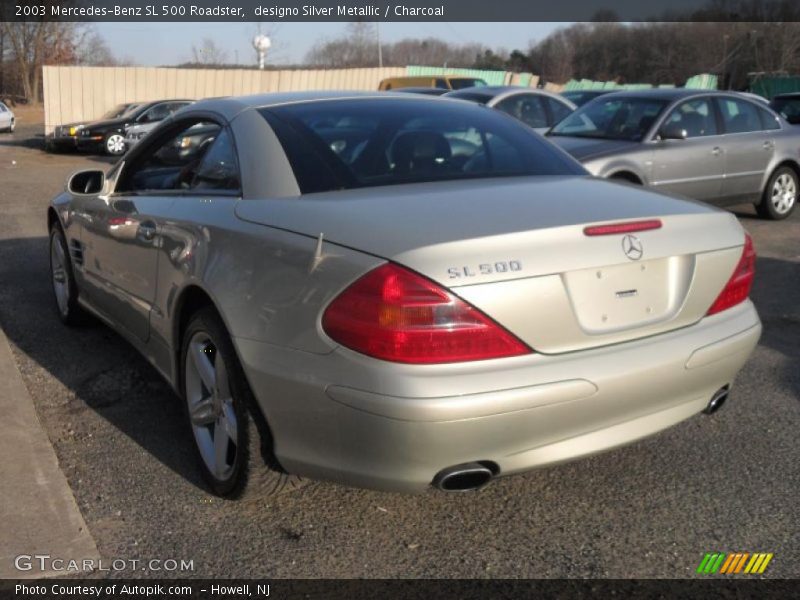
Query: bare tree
xmin=191 ymin=38 xmax=228 ymax=65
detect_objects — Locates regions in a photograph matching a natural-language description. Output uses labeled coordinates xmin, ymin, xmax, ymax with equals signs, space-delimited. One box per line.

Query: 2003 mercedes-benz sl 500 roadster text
xmin=48 ymin=93 xmax=761 ymax=497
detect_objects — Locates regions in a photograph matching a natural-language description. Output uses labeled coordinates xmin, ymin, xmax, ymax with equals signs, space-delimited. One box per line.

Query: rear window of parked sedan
xmin=260 ymin=99 xmax=585 ymax=194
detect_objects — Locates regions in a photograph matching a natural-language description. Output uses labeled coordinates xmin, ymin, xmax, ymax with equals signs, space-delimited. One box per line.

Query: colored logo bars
xmin=697 ymin=552 xmax=773 ymax=575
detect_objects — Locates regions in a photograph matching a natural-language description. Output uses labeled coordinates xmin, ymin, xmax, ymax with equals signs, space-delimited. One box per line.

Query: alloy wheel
xmin=50 ymin=233 xmax=69 ymax=316
xmin=771 ymin=173 xmax=797 ymax=215
xmin=106 ymin=134 xmax=125 ymax=155
xmin=185 ymin=332 xmax=239 ymax=481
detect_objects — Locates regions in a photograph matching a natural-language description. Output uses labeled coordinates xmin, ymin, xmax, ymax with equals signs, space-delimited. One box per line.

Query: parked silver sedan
xmin=49 ymin=93 xmax=760 ymax=498
xmin=445 ymin=86 xmax=576 ymax=134
xmin=548 ymin=89 xmax=799 ymax=220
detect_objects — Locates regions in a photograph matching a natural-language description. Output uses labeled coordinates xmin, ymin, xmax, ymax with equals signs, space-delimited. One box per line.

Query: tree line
xmin=0 ymin=22 xmax=117 ymax=104
xmin=307 ymin=21 xmax=800 ymax=90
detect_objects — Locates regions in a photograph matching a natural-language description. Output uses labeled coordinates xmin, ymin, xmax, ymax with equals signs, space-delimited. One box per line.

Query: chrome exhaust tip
xmin=704 ymin=385 xmax=730 ymax=415
xmin=433 ymin=462 xmax=494 ymax=492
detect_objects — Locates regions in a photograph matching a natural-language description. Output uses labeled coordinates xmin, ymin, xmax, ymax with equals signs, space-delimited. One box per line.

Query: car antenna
xmin=309 ymin=232 xmax=325 ymax=272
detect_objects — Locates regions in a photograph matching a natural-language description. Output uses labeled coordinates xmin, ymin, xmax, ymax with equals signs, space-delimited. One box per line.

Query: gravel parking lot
xmin=0 ymin=121 xmax=798 ymax=579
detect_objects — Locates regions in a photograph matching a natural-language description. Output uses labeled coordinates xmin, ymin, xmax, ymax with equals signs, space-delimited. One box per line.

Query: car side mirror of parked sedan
xmin=659 ymin=124 xmax=688 ymax=141
xmin=67 ymin=169 xmax=106 ymax=196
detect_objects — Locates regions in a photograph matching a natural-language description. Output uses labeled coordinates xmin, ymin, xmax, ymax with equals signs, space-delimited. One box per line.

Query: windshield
xmin=449 ymin=78 xmax=487 ymax=90
xmin=102 ymin=103 xmax=140 ymax=119
xmin=262 ymin=98 xmax=585 ymax=194
xmin=550 ymin=97 xmax=669 ymax=141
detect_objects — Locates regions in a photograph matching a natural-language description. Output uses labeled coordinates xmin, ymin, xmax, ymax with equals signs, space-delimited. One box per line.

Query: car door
xmin=493 ymin=93 xmax=550 ymax=133
xmin=650 ymin=96 xmax=725 ymax=202
xmin=79 ymin=119 xmax=214 ymax=342
xmin=715 ymin=95 xmax=775 ymax=202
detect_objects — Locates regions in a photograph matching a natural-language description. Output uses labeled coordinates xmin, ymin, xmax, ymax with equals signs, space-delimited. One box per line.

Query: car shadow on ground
xmin=0 ymin=235 xmax=207 ymax=493
xmin=0 ymin=235 xmax=797 ymax=497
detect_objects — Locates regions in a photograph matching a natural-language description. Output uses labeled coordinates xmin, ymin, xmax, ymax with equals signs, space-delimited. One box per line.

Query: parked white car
xmin=0 ymin=101 xmax=15 ymax=132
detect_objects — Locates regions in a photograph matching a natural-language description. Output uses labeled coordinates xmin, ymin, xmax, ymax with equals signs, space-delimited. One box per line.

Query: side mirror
xmin=659 ymin=124 xmax=688 ymax=140
xmin=67 ymin=169 xmax=106 ymax=195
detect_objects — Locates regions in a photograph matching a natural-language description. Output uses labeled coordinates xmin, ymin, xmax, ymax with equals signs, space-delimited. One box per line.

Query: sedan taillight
xmin=706 ymin=234 xmax=756 ymax=316
xmin=322 ymin=263 xmax=531 ymax=364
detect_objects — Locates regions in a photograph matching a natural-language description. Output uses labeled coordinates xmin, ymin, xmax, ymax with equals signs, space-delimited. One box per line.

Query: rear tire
xmin=757 ymin=166 xmax=797 ymax=220
xmin=181 ymin=307 xmax=305 ymax=499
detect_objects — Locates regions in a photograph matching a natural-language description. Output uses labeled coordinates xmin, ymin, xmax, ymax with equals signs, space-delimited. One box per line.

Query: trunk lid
xmin=236 ymin=176 xmax=745 ymax=354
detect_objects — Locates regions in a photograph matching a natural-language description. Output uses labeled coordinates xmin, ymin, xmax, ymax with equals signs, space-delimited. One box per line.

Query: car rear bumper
xmin=236 ymin=300 xmax=760 ymax=492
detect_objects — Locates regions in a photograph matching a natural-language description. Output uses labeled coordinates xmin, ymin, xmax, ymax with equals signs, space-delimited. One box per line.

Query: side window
xmin=757 ymin=106 xmax=781 ymax=131
xmin=117 ymin=120 xmax=222 ymax=193
xmin=140 ymin=103 xmax=171 ymax=124
xmin=545 ymin=97 xmax=573 ymax=125
xmin=169 ymin=102 xmax=191 ymax=115
xmin=496 ymin=95 xmax=548 ymax=129
xmin=0 ymin=103 xmax=7 ymax=113
xmin=717 ymin=98 xmax=762 ymax=134
xmin=663 ymin=98 xmax=718 ymax=137
xmin=189 ymin=128 xmax=241 ymax=192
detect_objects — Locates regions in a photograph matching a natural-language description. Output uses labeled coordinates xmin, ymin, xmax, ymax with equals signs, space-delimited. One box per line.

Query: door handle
xmin=137 ymin=221 xmax=157 ymax=242
xmin=763 ymin=140 xmax=774 ymax=150
xmin=711 ymin=147 xmax=722 ymax=156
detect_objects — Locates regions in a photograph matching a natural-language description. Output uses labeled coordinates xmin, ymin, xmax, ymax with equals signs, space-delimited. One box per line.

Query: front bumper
xmin=45 ymin=134 xmax=78 ymax=150
xmin=76 ymin=136 xmax=105 ymax=152
xmin=236 ymin=300 xmax=760 ymax=492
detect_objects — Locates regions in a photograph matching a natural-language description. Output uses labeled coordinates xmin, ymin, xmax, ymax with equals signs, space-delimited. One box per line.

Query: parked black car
xmin=74 ymin=99 xmax=192 ymax=156
xmin=45 ymin=102 xmax=141 ymax=152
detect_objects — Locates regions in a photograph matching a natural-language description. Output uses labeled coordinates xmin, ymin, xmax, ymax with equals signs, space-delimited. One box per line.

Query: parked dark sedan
xmin=46 ymin=102 xmax=140 ymax=152
xmin=75 ymin=99 xmax=192 ymax=156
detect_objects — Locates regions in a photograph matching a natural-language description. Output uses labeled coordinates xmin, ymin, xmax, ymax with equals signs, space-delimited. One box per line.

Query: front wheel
xmin=49 ymin=226 xmax=85 ymax=325
xmin=181 ymin=308 xmax=304 ymax=499
xmin=104 ymin=132 xmax=126 ymax=156
xmin=757 ymin=166 xmax=798 ymax=220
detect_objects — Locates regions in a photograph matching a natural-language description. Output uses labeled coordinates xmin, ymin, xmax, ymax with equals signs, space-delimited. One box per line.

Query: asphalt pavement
xmin=0 ymin=122 xmax=797 ymax=579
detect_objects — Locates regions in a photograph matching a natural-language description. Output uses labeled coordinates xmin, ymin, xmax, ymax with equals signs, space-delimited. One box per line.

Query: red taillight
xmin=322 ymin=263 xmax=531 ymax=364
xmin=583 ymin=219 xmax=662 ymax=236
xmin=707 ymin=234 xmax=756 ymax=316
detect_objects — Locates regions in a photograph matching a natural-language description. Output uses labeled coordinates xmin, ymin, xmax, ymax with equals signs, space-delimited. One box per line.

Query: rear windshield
xmin=445 ymin=90 xmax=493 ymax=104
xmin=260 ymin=99 xmax=585 ymax=193
xmin=449 ymin=78 xmax=488 ymax=90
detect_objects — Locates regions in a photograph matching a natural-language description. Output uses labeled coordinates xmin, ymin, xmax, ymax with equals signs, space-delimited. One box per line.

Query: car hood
xmin=547 ymin=136 xmax=640 ymax=161
xmin=83 ymin=117 xmax=129 ymax=132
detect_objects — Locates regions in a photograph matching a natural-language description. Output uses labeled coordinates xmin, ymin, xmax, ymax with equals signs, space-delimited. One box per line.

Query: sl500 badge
xmin=448 ymin=260 xmax=523 ymax=279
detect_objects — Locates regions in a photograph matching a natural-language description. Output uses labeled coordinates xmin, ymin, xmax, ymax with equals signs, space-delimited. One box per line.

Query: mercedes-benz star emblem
xmin=622 ymin=234 xmax=643 ymax=261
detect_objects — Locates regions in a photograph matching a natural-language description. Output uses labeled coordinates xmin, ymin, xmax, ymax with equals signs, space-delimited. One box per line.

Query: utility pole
xmin=376 ymin=22 xmax=383 ymax=68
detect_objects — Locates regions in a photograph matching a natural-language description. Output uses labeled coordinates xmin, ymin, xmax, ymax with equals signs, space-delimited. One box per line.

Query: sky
xmin=97 ymin=22 xmax=567 ymax=66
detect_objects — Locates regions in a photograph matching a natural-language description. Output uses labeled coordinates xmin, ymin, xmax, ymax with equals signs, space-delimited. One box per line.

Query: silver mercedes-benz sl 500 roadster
xmin=48 ymin=93 xmax=761 ymax=497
